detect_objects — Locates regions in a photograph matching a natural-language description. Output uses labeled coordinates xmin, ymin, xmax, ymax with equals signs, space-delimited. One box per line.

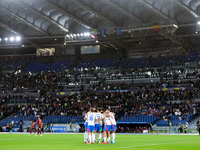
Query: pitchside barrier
xmin=152 ymin=127 xmax=199 ymax=134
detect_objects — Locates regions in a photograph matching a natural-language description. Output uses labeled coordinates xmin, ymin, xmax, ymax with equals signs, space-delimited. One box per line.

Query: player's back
xmin=104 ymin=114 xmax=111 ymax=125
xmin=87 ymin=112 xmax=96 ymax=126
xmin=110 ymin=113 xmax=116 ymax=125
xmin=95 ymin=112 xmax=103 ymax=124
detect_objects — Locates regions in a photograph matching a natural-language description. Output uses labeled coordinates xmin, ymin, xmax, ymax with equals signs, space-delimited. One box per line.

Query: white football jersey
xmin=84 ymin=112 xmax=89 ymax=123
xmin=109 ymin=113 xmax=116 ymax=125
xmin=104 ymin=114 xmax=111 ymax=125
xmin=95 ymin=113 xmax=103 ymax=124
xmin=86 ymin=112 xmax=96 ymax=126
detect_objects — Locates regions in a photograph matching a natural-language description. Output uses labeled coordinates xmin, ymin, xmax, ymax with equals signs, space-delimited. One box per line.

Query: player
xmin=85 ymin=108 xmax=101 ymax=144
xmin=98 ymin=109 xmax=111 ymax=144
xmin=109 ymin=110 xmax=116 ymax=143
xmin=95 ymin=108 xmax=103 ymax=143
xmin=29 ymin=121 xmax=36 ymax=135
xmin=84 ymin=110 xmax=89 ymax=143
xmin=36 ymin=117 xmax=43 ymax=137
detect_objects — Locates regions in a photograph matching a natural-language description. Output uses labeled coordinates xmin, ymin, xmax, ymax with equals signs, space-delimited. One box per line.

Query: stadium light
xmin=96 ymin=40 xmax=98 ymax=43
xmin=198 ymin=21 xmax=200 ymax=25
xmin=84 ymin=32 xmax=90 ymax=36
xmin=77 ymin=34 xmax=80 ymax=36
xmin=0 ymin=38 xmax=1 ymax=42
xmin=66 ymin=34 xmax=69 ymax=37
xmin=5 ymin=38 xmax=8 ymax=41
xmin=74 ymin=34 xmax=76 ymax=37
xmin=80 ymin=33 xmax=83 ymax=36
xmin=10 ymin=37 xmax=14 ymax=42
xmin=16 ymin=36 xmax=21 ymax=41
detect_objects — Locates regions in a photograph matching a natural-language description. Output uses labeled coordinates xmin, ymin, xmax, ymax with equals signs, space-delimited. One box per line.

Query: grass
xmin=0 ymin=133 xmax=200 ymax=150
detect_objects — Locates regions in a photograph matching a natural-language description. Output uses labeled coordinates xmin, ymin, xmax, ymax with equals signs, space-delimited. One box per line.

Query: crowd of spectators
xmin=1 ymin=88 xmax=198 ymax=124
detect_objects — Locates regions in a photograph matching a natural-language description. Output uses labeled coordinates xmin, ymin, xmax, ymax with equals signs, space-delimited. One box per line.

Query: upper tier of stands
xmin=90 ymin=58 xmax=119 ymax=68
xmin=0 ymin=51 xmax=200 ymax=72
xmin=119 ymin=58 xmax=152 ymax=69
xmin=23 ymin=60 xmax=73 ymax=73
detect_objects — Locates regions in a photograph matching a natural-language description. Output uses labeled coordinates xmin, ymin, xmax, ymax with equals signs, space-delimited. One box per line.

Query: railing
xmin=152 ymin=126 xmax=198 ymax=134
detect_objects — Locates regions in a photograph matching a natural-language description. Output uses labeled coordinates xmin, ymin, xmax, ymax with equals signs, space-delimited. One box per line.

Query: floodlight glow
xmin=77 ymin=34 xmax=80 ymax=36
xmin=10 ymin=37 xmax=14 ymax=42
xmin=74 ymin=34 xmax=76 ymax=37
xmin=84 ymin=32 xmax=90 ymax=36
xmin=16 ymin=36 xmax=21 ymax=41
xmin=198 ymin=21 xmax=200 ymax=25
xmin=70 ymin=34 xmax=73 ymax=37
xmin=66 ymin=34 xmax=69 ymax=37
xmin=0 ymin=38 xmax=1 ymax=42
xmin=80 ymin=33 xmax=83 ymax=36
xmin=5 ymin=38 xmax=8 ymax=41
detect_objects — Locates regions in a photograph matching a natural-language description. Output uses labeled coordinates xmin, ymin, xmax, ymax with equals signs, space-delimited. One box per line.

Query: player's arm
xmin=97 ymin=115 xmax=106 ymax=121
xmin=97 ymin=119 xmax=102 ymax=126
xmin=84 ymin=114 xmax=88 ymax=120
xmin=110 ymin=112 xmax=115 ymax=115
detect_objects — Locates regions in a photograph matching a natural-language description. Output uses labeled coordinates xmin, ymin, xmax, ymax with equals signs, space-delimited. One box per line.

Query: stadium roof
xmin=0 ymin=0 xmax=200 ymax=50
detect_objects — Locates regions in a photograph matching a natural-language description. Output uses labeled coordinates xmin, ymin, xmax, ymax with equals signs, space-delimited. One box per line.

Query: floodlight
xmin=77 ymin=34 xmax=80 ymax=36
xmin=16 ymin=36 xmax=21 ymax=41
xmin=10 ymin=37 xmax=14 ymax=42
xmin=80 ymin=33 xmax=83 ymax=36
xmin=198 ymin=21 xmax=200 ymax=25
xmin=5 ymin=38 xmax=8 ymax=41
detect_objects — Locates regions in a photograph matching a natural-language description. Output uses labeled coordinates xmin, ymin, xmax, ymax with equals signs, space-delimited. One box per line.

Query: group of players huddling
xmin=29 ymin=117 xmax=43 ymax=137
xmin=84 ymin=108 xmax=116 ymax=144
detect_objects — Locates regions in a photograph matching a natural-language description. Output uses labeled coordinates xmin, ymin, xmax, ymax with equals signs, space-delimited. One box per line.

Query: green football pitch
xmin=0 ymin=133 xmax=200 ymax=150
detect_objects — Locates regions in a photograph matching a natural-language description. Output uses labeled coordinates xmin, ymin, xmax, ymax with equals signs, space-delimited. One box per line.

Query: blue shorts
xmin=103 ymin=125 xmax=112 ymax=131
xmin=84 ymin=122 xmax=88 ymax=132
xmin=88 ymin=125 xmax=95 ymax=133
xmin=95 ymin=124 xmax=102 ymax=132
xmin=111 ymin=124 xmax=116 ymax=131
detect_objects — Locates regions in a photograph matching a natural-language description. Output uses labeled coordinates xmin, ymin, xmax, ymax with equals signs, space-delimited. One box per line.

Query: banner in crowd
xmin=58 ymin=87 xmax=192 ymax=95
xmin=59 ymin=91 xmax=79 ymax=96
xmin=50 ymin=126 xmax=67 ymax=132
xmin=161 ymin=87 xmax=188 ymax=91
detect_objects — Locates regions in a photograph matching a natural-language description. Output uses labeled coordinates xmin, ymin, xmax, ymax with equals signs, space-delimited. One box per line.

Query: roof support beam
xmin=12 ymin=0 xmax=69 ymax=33
xmin=135 ymin=0 xmax=176 ymax=23
xmin=69 ymin=0 xmax=117 ymax=26
xmin=0 ymin=4 xmax=49 ymax=36
xmin=174 ymin=0 xmax=199 ymax=18
xmin=43 ymin=0 xmax=92 ymax=30
xmin=101 ymin=0 xmax=143 ymax=23
xmin=0 ymin=21 xmax=39 ymax=48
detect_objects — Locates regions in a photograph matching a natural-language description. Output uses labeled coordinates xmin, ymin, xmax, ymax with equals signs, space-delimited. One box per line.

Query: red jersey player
xmin=29 ymin=121 xmax=36 ymax=135
xmin=36 ymin=117 xmax=43 ymax=137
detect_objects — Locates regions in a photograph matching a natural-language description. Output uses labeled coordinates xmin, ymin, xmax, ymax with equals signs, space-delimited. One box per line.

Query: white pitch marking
xmin=118 ymin=141 xmax=198 ymax=149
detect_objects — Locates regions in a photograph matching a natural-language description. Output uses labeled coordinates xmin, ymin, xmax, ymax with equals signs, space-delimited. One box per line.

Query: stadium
xmin=0 ymin=0 xmax=200 ymax=149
